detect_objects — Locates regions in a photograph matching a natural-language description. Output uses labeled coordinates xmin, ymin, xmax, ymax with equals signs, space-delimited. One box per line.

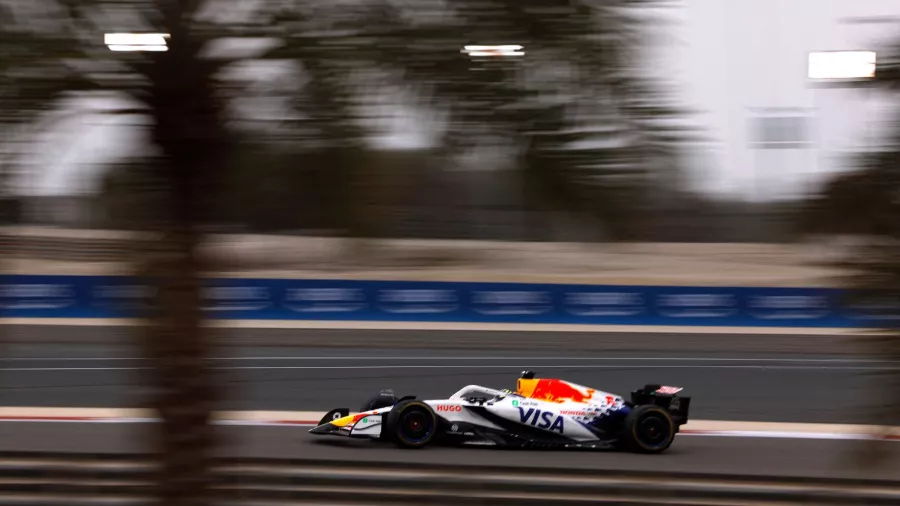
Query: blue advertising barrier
xmin=0 ymin=274 xmax=891 ymax=327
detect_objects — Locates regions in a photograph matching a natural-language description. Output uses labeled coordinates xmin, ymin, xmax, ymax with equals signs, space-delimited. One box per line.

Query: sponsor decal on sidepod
xmin=517 ymin=407 xmax=564 ymax=433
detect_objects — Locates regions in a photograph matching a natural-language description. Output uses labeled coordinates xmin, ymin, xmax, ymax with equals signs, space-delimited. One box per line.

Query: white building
xmin=654 ymin=0 xmax=900 ymax=201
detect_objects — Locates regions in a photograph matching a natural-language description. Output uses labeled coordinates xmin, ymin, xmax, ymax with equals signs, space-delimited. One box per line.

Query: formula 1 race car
xmin=310 ymin=371 xmax=691 ymax=453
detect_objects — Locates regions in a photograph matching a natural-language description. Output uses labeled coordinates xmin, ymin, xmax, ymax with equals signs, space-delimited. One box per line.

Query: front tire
xmin=623 ymin=405 xmax=676 ymax=453
xmin=360 ymin=389 xmax=396 ymax=412
xmin=384 ymin=400 xmax=438 ymax=449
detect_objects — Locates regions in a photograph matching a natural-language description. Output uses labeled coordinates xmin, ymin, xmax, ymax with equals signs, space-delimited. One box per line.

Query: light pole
xmin=836 ymin=16 xmax=900 ymax=153
xmin=104 ymin=33 xmax=169 ymax=52
xmin=806 ymin=49 xmax=877 ymax=197
xmin=459 ymin=44 xmax=526 ymax=237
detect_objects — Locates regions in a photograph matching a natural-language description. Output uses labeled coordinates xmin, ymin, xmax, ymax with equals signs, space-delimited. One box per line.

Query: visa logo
xmin=516 ymin=407 xmax=564 ymax=433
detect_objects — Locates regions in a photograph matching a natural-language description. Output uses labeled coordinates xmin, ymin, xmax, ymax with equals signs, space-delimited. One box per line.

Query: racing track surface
xmin=2 ymin=325 xmax=900 ymax=482
xmin=2 ymin=323 xmax=874 ymax=354
xmin=1 ymin=330 xmax=896 ymax=424
xmin=1 ymin=423 xmax=899 ymax=481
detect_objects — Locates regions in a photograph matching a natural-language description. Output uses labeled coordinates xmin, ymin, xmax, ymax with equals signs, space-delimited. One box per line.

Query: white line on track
xmin=1 ymin=367 xmax=154 ymax=371
xmin=2 ymin=364 xmax=899 ymax=372
xmin=2 ymin=356 xmax=893 ymax=362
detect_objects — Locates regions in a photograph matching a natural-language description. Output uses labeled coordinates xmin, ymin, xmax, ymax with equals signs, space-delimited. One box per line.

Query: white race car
xmin=310 ymin=371 xmax=690 ymax=453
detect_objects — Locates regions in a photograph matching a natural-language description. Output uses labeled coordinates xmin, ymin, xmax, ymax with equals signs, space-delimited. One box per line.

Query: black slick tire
xmin=385 ymin=399 xmax=438 ymax=449
xmin=360 ymin=390 xmax=397 ymax=412
xmin=623 ymin=404 xmax=676 ymax=454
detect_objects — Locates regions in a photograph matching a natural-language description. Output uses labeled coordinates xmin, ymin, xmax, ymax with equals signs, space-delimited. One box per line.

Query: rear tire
xmin=384 ymin=400 xmax=438 ymax=449
xmin=623 ymin=405 xmax=676 ymax=453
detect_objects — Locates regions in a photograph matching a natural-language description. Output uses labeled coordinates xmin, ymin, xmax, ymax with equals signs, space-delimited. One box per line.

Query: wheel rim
xmin=400 ymin=410 xmax=432 ymax=443
xmin=637 ymin=414 xmax=670 ymax=447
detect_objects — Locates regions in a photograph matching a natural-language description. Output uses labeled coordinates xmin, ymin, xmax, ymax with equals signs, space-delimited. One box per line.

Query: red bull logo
xmin=518 ymin=378 xmax=595 ymax=403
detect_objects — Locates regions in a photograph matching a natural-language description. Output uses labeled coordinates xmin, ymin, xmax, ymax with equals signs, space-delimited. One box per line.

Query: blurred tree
xmin=0 ymin=0 xmax=99 ymax=390
xmin=110 ymin=1 xmax=230 ymax=502
xmin=4 ymin=0 xmax=700 ymax=243
xmin=206 ymin=0 xmax=386 ymax=242
xmin=363 ymin=0 xmax=696 ymax=240
xmin=0 ymin=2 xmax=81 ymax=232
xmin=223 ymin=0 xmax=696 ymax=242
xmin=800 ymin=41 xmax=900 ymax=462
xmin=0 ymin=0 xmax=151 ymax=227
xmin=1 ymin=0 xmax=241 ymax=503
xmin=0 ymin=1 xmax=81 ymax=179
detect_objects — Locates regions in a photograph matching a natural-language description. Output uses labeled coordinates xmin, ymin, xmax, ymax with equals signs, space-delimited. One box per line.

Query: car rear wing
xmin=630 ymin=384 xmax=691 ymax=427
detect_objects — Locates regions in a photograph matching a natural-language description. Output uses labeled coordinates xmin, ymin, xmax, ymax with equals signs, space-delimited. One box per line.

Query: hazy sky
xmin=15 ymin=0 xmax=900 ymax=200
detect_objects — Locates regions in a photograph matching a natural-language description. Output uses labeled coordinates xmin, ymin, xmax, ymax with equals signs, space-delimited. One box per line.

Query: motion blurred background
xmin=3 ymin=1 xmax=900 ymax=261
xmin=2 ymin=0 xmax=900 ymax=505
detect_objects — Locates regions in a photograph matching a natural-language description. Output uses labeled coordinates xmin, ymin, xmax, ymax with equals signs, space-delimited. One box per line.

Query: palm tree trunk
xmin=137 ymin=2 xmax=227 ymax=504
xmin=140 ymin=224 xmax=216 ymax=505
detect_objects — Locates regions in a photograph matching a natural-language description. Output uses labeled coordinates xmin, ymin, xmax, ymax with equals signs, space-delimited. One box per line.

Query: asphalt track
xmin=1 ymin=323 xmax=879 ymax=353
xmin=1 ymin=422 xmax=899 ymax=481
xmin=1 ymin=334 xmax=896 ymax=423
xmin=3 ymin=325 xmax=900 ymax=481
